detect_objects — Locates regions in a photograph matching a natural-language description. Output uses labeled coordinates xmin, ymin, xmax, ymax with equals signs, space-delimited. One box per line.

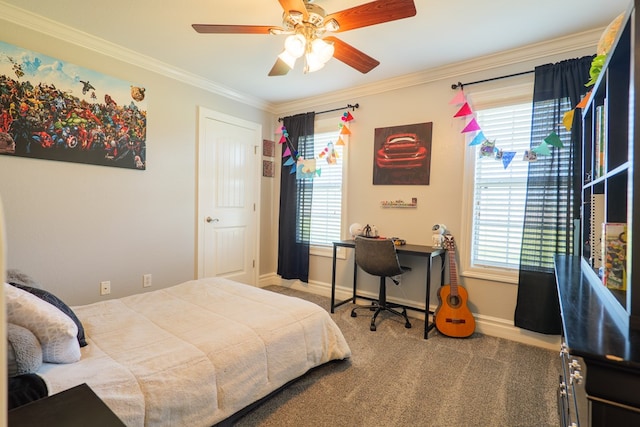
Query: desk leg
xmin=424 ymin=255 xmax=432 ymax=339
xmin=331 ymin=244 xmax=337 ymax=313
xmin=352 ymin=255 xmax=358 ymax=302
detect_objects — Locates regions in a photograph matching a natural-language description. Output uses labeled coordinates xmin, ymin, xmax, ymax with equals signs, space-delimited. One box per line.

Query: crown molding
xmin=272 ymin=28 xmax=601 ymax=115
xmin=0 ymin=2 xmax=273 ymax=112
xmin=0 ymin=1 xmax=600 ymax=117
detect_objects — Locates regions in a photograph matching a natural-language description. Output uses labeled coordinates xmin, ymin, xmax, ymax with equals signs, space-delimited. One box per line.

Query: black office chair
xmin=351 ymin=236 xmax=412 ymax=331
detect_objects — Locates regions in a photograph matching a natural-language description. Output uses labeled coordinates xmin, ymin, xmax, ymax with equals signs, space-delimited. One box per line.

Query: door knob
xmin=206 ymin=217 xmax=219 ymax=223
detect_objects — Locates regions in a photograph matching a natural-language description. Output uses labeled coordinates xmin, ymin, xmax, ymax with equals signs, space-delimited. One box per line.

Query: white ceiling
xmin=0 ymin=0 xmax=630 ymax=106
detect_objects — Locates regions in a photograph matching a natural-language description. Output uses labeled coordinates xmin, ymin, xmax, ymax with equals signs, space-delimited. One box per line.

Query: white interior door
xmin=197 ymin=107 xmax=261 ymax=285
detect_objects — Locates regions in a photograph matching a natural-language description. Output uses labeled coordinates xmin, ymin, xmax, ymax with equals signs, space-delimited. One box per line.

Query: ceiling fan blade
xmin=324 ymin=36 xmax=380 ymax=74
xmin=268 ymin=58 xmax=292 ymax=76
xmin=325 ymin=0 xmax=417 ymax=33
xmin=192 ymin=24 xmax=276 ymax=34
xmin=278 ymin=0 xmax=309 ymax=20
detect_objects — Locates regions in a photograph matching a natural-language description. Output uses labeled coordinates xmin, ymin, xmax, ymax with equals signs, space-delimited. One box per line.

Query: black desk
xmin=9 ymin=383 xmax=125 ymax=427
xmin=331 ymin=239 xmax=445 ymax=339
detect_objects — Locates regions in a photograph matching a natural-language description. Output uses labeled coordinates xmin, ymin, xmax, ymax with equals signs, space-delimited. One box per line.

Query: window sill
xmin=460 ymin=266 xmax=519 ymax=284
xmin=310 ymin=244 xmax=347 ymax=260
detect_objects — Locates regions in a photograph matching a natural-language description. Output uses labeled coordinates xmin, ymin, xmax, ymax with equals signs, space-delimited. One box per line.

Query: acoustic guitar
xmin=434 ymin=235 xmax=475 ymax=338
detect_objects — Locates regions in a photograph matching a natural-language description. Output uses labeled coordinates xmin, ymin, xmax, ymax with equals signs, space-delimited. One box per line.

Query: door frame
xmin=196 ymin=106 xmax=262 ymax=283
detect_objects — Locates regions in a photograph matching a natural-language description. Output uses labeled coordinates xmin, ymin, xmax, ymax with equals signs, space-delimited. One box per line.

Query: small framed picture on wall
xmin=263 ymin=139 xmax=275 ymax=158
xmin=263 ymin=160 xmax=274 ymax=177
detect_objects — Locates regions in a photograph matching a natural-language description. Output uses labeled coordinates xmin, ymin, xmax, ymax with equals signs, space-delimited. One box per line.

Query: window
xmin=461 ymin=83 xmax=533 ymax=282
xmin=309 ymin=121 xmax=345 ymax=249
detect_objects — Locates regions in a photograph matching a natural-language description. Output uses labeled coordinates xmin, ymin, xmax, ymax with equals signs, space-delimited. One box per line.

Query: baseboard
xmin=258 ymin=273 xmax=561 ymax=351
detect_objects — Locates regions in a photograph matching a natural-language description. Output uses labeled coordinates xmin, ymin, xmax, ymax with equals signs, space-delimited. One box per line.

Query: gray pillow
xmin=6 ymin=269 xmax=42 ymax=289
xmin=8 ymin=282 xmax=87 ymax=347
xmin=7 ymin=323 xmax=43 ymax=377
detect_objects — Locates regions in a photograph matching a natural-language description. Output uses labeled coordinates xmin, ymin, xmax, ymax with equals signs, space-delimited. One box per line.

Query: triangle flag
xmin=501 ymin=151 xmax=517 ymax=169
xmin=449 ymin=90 xmax=466 ymax=105
xmin=461 ymin=118 xmax=481 ymax=133
xmin=532 ymin=141 xmax=551 ymax=155
xmin=282 ymin=146 xmax=291 ymax=157
xmin=340 ymin=125 xmax=351 ymax=135
xmin=562 ymin=110 xmax=575 ymax=131
xmin=576 ymin=91 xmax=591 ymax=109
xmin=469 ymin=131 xmax=486 ymax=146
xmin=283 ymin=157 xmax=295 ymax=166
xmin=290 ymin=165 xmax=297 ymax=175
xmin=336 ymin=136 xmax=345 ymax=146
xmin=342 ymin=111 xmax=354 ymax=122
xmin=544 ymin=131 xmax=564 ymax=148
xmin=454 ymin=102 xmax=473 ymax=118
xmin=279 ymin=135 xmax=287 ymax=144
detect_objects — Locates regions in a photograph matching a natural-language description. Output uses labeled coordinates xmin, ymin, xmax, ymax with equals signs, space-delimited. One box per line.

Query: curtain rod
xmin=278 ymin=103 xmax=359 ymax=122
xmin=451 ymin=70 xmax=534 ymax=90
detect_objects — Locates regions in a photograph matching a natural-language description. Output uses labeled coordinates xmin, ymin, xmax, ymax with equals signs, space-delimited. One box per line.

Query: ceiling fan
xmin=192 ymin=0 xmax=417 ymax=76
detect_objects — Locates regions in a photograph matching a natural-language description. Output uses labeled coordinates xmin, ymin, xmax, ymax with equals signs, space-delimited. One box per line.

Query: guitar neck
xmin=448 ymin=246 xmax=459 ymax=295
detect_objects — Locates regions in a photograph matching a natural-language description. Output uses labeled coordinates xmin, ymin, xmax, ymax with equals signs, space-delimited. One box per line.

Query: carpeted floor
xmin=233 ymin=285 xmax=561 ymax=427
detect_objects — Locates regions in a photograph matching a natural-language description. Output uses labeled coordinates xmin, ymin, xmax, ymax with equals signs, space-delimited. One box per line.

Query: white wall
xmin=0 ymin=19 xmax=273 ymax=306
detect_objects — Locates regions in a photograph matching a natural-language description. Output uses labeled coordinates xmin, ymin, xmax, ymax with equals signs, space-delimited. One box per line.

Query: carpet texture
xmin=233 ymin=286 xmax=561 ymax=427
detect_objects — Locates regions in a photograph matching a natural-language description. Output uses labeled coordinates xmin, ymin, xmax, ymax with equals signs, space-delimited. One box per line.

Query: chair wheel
xmin=405 ymin=322 xmax=412 ymax=329
xmin=370 ymin=324 xmax=376 ymax=331
xmin=351 ymin=310 xmax=357 ymax=318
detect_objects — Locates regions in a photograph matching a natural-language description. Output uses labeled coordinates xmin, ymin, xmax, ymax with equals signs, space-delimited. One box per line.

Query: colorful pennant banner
xmin=279 ymin=108 xmax=355 ymax=179
xmin=449 ymin=87 xmax=576 ymax=168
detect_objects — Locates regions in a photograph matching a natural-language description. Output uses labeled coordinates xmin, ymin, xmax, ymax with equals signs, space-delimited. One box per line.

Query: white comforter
xmin=37 ymin=278 xmax=351 ymax=426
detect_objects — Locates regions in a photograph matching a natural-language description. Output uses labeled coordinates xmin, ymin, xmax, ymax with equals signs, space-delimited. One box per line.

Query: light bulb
xmin=305 ymin=51 xmax=326 ymax=73
xmin=311 ymin=38 xmax=334 ymax=64
xmin=284 ymin=34 xmax=306 ymax=58
xmin=277 ymin=50 xmax=297 ymax=69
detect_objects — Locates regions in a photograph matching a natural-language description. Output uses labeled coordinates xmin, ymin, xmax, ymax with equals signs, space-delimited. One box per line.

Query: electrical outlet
xmin=100 ymin=281 xmax=111 ymax=295
xmin=143 ymin=274 xmax=152 ymax=288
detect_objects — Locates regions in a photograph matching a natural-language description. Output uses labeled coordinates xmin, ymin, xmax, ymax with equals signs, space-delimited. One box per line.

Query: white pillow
xmin=5 ymin=283 xmax=80 ymax=363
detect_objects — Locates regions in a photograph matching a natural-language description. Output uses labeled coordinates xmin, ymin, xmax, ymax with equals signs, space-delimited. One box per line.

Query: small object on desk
xmin=9 ymin=382 xmax=126 ymax=427
xmin=431 ymin=223 xmax=447 ymax=248
xmin=391 ymin=237 xmax=406 ymax=246
xmin=349 ymin=222 xmax=363 ymax=238
xmin=361 ymin=224 xmax=379 ymax=238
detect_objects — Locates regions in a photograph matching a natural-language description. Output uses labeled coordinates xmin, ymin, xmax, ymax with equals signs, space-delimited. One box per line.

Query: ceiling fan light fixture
xmin=311 ymin=38 xmax=334 ymax=63
xmin=324 ymin=18 xmax=340 ymax=32
xmin=305 ymin=51 xmax=327 ymax=73
xmin=304 ymin=55 xmax=325 ymax=73
xmin=288 ymin=10 xmax=304 ymax=24
xmin=277 ymin=50 xmax=297 ymax=69
xmin=284 ymin=34 xmax=306 ymax=58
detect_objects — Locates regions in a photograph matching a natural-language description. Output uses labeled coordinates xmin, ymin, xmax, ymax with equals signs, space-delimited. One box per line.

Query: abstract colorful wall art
xmin=0 ymin=41 xmax=147 ymax=169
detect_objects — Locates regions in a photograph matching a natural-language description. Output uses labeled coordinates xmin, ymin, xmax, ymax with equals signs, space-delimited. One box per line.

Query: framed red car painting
xmin=373 ymin=122 xmax=432 ymax=185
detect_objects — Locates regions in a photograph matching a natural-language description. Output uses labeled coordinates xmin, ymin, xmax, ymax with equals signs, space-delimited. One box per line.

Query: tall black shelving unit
xmin=556 ymin=1 xmax=640 ymax=425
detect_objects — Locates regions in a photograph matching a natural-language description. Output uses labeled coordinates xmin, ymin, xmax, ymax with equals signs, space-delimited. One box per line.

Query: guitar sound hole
xmin=447 ymin=295 xmax=461 ymax=308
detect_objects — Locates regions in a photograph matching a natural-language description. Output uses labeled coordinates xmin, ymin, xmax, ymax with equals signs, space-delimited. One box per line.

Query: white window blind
xmin=471 ymin=102 xmax=532 ymax=270
xmin=309 ymin=130 xmax=344 ymax=247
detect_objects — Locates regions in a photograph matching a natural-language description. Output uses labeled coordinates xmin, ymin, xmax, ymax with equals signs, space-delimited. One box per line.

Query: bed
xmin=6 ymin=276 xmax=352 ymax=426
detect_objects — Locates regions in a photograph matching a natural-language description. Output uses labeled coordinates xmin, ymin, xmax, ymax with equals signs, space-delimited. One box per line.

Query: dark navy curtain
xmin=277 ymin=112 xmax=315 ymax=282
xmin=514 ymin=55 xmax=594 ymax=334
